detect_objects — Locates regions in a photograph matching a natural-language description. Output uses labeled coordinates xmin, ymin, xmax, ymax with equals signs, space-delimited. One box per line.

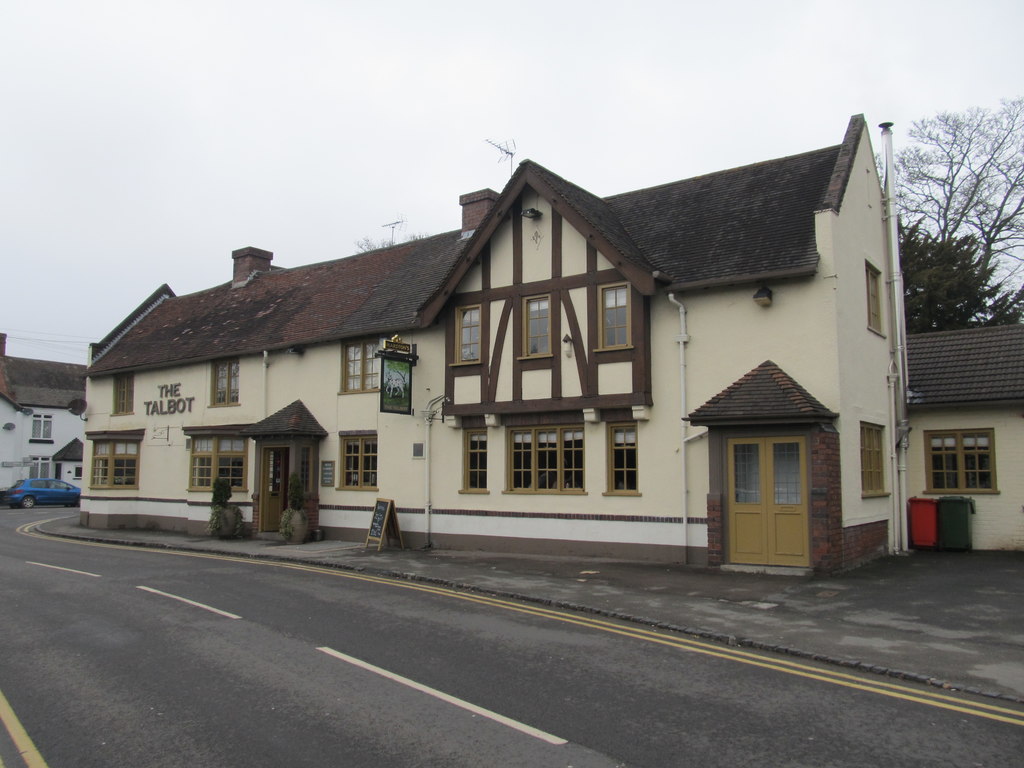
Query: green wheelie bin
xmin=938 ymin=496 xmax=975 ymax=551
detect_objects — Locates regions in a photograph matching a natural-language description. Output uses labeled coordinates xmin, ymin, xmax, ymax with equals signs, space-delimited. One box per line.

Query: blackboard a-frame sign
xmin=365 ymin=498 xmax=405 ymax=551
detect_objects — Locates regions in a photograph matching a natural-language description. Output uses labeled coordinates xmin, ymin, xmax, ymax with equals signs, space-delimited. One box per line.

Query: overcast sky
xmin=2 ymin=0 xmax=1021 ymax=364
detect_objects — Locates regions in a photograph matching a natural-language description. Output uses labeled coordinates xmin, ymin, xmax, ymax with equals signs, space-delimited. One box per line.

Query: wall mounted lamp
xmin=752 ymin=286 xmax=773 ymax=307
xmin=521 ymin=207 xmax=542 ymax=219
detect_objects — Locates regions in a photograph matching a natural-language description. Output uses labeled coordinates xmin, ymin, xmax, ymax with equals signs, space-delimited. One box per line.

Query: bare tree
xmin=896 ymin=97 xmax=1024 ymax=277
xmin=353 ymin=232 xmax=431 ymax=253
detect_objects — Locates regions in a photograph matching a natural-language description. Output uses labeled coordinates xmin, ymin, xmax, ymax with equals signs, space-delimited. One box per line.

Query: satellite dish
xmin=2 ymin=423 xmax=14 ymax=431
xmin=68 ymin=398 xmax=88 ymax=416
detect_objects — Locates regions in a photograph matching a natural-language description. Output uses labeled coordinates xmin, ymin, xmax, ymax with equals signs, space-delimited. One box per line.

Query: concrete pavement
xmin=32 ymin=515 xmax=1024 ymax=703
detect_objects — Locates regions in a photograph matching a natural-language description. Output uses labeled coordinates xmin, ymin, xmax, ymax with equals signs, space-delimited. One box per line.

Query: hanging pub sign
xmin=376 ymin=335 xmax=418 ymax=416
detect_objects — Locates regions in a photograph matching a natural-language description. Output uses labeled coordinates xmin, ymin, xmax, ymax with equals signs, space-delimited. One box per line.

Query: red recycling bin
xmin=908 ymin=497 xmax=939 ymax=549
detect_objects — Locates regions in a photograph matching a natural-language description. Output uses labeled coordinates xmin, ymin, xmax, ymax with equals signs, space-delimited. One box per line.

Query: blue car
xmin=2 ymin=479 xmax=81 ymax=509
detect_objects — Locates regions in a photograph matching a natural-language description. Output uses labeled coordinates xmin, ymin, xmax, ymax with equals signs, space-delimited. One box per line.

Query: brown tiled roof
xmin=907 ymin=325 xmax=1024 ymax=406
xmin=605 ymin=137 xmax=852 ymax=290
xmin=688 ymin=360 xmax=837 ymax=425
xmin=240 ymin=400 xmax=327 ymax=438
xmin=89 ymin=231 xmax=466 ymax=375
xmin=91 ymin=116 xmax=866 ymax=376
xmin=0 ymin=355 xmax=86 ymax=408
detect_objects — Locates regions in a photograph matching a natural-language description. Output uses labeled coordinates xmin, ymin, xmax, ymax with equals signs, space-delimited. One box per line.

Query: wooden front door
xmin=260 ymin=447 xmax=288 ymax=532
xmin=727 ymin=437 xmax=809 ymax=567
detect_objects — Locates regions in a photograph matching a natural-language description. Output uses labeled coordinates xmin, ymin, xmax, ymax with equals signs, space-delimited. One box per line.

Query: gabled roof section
xmin=907 ymin=325 xmax=1024 ymax=406
xmin=0 ymin=355 xmax=86 ymax=408
xmin=688 ymin=360 xmax=837 ymax=425
xmin=419 ymin=161 xmax=659 ymax=325
xmin=240 ymin=400 xmax=328 ymax=438
xmin=88 ymin=232 xmax=467 ymax=375
xmin=423 ymin=116 xmax=867 ymax=315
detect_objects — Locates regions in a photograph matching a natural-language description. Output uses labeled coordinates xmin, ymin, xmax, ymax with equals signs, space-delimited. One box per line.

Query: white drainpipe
xmin=421 ymin=393 xmax=448 ymax=549
xmin=880 ymin=122 xmax=910 ymax=553
xmin=667 ymin=293 xmax=690 ymax=561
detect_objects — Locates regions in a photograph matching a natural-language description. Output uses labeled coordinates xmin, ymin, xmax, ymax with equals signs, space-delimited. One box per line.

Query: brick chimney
xmin=232 ymin=247 xmax=273 ymax=287
xmin=460 ymin=189 xmax=498 ymax=237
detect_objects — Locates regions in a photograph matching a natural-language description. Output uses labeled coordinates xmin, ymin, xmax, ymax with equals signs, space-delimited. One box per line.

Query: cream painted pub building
xmin=82 ymin=116 xmax=926 ymax=572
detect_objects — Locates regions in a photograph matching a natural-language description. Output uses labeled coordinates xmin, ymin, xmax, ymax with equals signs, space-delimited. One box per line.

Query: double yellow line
xmin=18 ymin=521 xmax=1024 ymax=734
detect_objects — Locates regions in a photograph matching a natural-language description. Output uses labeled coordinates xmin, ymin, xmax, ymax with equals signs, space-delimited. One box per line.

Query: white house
xmin=0 ymin=333 xmax=86 ymax=488
xmin=81 ymin=115 xmax=919 ymax=573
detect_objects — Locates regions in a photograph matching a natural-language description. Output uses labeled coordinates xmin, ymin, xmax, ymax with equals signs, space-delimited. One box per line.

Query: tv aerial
xmin=486 ymin=138 xmax=516 ymax=177
xmin=381 ymin=216 xmax=406 ymax=246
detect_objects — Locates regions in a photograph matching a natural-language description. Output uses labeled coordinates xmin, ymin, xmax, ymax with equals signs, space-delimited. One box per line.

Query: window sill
xmin=459 ymin=489 xmax=490 ymax=495
xmin=450 ymin=360 xmax=482 ymax=368
xmin=112 ymin=412 xmax=135 ymax=417
xmin=503 ymin=489 xmax=588 ymax=496
xmin=337 ymin=486 xmax=379 ymax=492
xmin=867 ymin=326 xmax=886 ymax=339
xmin=210 ymin=402 xmax=241 ymax=408
xmin=861 ymin=491 xmax=890 ymax=499
xmin=516 ymin=353 xmax=553 ymax=361
xmin=923 ymin=489 xmax=999 ymax=495
xmin=338 ymin=389 xmax=381 ymax=396
xmin=29 ymin=439 xmax=54 ymax=444
xmin=603 ymin=490 xmax=642 ymax=497
xmin=594 ymin=345 xmax=634 ymax=353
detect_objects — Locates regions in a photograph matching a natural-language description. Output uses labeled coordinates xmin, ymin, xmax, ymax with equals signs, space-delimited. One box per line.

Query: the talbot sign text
xmin=144 ymin=383 xmax=195 ymax=416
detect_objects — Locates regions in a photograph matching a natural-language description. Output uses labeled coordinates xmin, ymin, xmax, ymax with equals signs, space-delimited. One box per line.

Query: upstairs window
xmin=212 ymin=359 xmax=240 ymax=405
xmin=860 ymin=423 xmax=885 ymax=496
xmin=343 ymin=340 xmax=380 ymax=392
xmin=457 ymin=305 xmax=482 ymax=363
xmin=866 ymin=263 xmax=883 ymax=334
xmin=113 ymin=373 xmax=134 ymax=415
xmin=31 ymin=414 xmax=53 ymax=441
xmin=523 ymin=296 xmax=551 ymax=357
xmin=600 ymin=284 xmax=630 ymax=349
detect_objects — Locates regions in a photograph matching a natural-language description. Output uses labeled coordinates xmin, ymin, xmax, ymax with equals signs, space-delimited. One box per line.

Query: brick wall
xmin=841 ymin=520 xmax=888 ymax=570
xmin=810 ymin=428 xmax=843 ymax=574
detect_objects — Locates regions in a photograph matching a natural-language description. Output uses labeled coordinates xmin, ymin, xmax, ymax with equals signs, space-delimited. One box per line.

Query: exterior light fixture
xmin=752 ymin=286 xmax=773 ymax=307
xmin=521 ymin=207 xmax=542 ymax=219
xmin=562 ymin=333 xmax=573 ymax=358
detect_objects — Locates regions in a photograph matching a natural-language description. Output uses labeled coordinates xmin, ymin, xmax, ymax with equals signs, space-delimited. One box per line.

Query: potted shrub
xmin=207 ymin=477 xmax=241 ymax=538
xmin=278 ymin=472 xmax=309 ymax=544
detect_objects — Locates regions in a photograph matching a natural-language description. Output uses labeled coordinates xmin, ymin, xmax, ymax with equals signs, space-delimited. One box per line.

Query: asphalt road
xmin=1 ymin=509 xmax=1022 ymax=767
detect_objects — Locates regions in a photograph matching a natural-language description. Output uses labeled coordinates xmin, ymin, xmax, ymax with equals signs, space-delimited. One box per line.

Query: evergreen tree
xmin=900 ymin=223 xmax=1024 ymax=333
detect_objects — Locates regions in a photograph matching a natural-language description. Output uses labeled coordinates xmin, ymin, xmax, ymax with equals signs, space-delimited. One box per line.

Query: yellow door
xmin=260 ymin=447 xmax=288 ymax=532
xmin=727 ymin=437 xmax=809 ymax=567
